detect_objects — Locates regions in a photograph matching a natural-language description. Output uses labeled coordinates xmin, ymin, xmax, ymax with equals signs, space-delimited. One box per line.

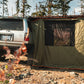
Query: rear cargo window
xmin=0 ymin=19 xmax=23 ymax=30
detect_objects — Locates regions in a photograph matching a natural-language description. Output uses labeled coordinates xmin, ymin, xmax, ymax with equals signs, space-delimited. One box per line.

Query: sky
xmin=27 ymin=0 xmax=82 ymax=15
xmin=68 ymin=0 xmax=81 ymax=15
xmin=0 ymin=0 xmax=82 ymax=16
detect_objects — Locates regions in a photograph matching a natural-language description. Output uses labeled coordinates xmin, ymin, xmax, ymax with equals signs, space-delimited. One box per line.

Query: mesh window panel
xmin=44 ymin=20 xmax=75 ymax=46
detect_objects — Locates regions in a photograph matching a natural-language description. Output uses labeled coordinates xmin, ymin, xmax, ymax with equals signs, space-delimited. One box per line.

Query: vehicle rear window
xmin=0 ymin=19 xmax=23 ymax=30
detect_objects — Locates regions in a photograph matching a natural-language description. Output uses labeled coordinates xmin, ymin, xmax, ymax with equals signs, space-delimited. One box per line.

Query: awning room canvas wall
xmin=29 ymin=19 xmax=84 ymax=69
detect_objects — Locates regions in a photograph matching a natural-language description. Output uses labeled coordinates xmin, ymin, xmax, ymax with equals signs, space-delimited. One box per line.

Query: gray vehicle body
xmin=0 ymin=17 xmax=28 ymax=47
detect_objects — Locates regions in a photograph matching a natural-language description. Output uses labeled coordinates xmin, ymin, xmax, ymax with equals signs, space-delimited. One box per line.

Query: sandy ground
xmin=0 ymin=59 xmax=84 ymax=84
xmin=0 ymin=55 xmax=84 ymax=84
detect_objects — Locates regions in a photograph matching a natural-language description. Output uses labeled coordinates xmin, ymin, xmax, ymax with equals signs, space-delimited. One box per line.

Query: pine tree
xmin=80 ymin=0 xmax=84 ymax=15
xmin=16 ymin=0 xmax=31 ymax=17
xmin=32 ymin=0 xmax=53 ymax=16
xmin=57 ymin=0 xmax=73 ymax=15
xmin=0 ymin=0 xmax=9 ymax=16
xmin=32 ymin=0 xmax=73 ymax=16
xmin=16 ymin=0 xmax=19 ymax=16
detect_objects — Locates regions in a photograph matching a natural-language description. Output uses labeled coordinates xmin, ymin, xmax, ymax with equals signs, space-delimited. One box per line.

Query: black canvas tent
xmin=28 ymin=15 xmax=84 ymax=69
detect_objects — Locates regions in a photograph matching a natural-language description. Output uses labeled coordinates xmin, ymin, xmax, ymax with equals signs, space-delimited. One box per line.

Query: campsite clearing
xmin=0 ymin=61 xmax=84 ymax=84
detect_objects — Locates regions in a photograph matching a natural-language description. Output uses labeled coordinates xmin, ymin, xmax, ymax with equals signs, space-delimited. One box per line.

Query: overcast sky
xmin=0 ymin=0 xmax=82 ymax=16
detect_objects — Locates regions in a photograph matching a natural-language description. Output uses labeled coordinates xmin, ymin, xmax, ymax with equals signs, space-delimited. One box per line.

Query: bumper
xmin=0 ymin=41 xmax=28 ymax=46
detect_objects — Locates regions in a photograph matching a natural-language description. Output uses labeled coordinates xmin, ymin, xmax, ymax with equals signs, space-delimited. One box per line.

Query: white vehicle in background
xmin=0 ymin=17 xmax=28 ymax=47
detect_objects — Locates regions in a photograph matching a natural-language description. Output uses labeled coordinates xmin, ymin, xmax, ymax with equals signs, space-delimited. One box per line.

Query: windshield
xmin=0 ymin=19 xmax=23 ymax=30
